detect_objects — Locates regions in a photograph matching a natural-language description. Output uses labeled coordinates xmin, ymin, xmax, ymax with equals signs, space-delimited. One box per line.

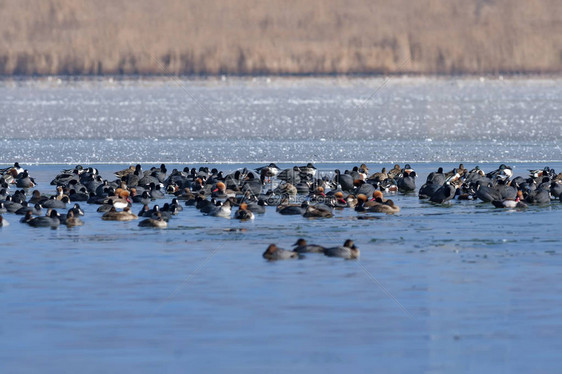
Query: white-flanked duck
xmin=492 ymin=191 xmax=528 ymax=209
xmin=208 ymin=200 xmax=232 ymax=218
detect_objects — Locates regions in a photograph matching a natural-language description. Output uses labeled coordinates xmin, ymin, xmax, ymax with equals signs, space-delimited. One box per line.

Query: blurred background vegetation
xmin=0 ymin=0 xmax=560 ymax=75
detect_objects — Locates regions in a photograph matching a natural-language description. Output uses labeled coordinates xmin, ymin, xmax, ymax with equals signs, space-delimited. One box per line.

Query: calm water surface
xmin=1 ymin=77 xmax=561 ymax=372
xmin=1 ymin=162 xmax=561 ymax=373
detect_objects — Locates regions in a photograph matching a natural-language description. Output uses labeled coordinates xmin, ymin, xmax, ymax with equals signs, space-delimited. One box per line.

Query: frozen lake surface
xmin=0 ymin=76 xmax=560 ymax=163
xmin=1 ymin=77 xmax=561 ymax=372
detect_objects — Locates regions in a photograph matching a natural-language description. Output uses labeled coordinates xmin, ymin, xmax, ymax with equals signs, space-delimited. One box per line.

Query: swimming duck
xmin=138 ymin=211 xmax=168 ymax=228
xmin=245 ymin=199 xmax=267 ymax=214
xmin=43 ymin=196 xmax=69 ymax=209
xmin=15 ymin=202 xmax=43 ymax=216
xmin=102 ymin=207 xmax=138 ymax=221
xmin=4 ymin=196 xmax=23 ymax=213
xmin=277 ymin=200 xmax=309 ymax=215
xmin=367 ymin=199 xmax=400 ymax=214
xmin=211 ymin=182 xmax=235 ymax=199
xmin=19 ymin=211 xmax=33 ymax=223
xmin=207 ymin=200 xmax=232 ymax=218
xmin=63 ymin=210 xmax=84 ymax=227
xmin=303 ymin=204 xmax=333 ymax=218
xmin=262 ymin=244 xmax=298 ymax=260
xmin=324 ymin=239 xmax=360 ymax=259
xmin=103 ymin=188 xmax=131 ymax=209
xmin=28 ymin=210 xmax=60 ymax=228
xmin=234 ymin=203 xmax=255 ymax=220
xmin=292 ymin=238 xmax=325 ymax=253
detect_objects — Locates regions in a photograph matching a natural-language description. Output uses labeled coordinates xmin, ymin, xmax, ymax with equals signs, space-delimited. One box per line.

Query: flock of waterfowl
xmin=1 ymin=161 xmax=561 ymax=260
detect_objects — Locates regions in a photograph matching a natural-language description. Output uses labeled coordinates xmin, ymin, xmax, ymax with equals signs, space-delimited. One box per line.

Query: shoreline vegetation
xmin=0 ymin=0 xmax=561 ymax=76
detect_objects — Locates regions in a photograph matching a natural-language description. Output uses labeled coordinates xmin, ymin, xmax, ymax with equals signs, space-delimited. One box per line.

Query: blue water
xmin=1 ymin=77 xmax=562 ymax=372
xmin=1 ymin=162 xmax=562 ymax=373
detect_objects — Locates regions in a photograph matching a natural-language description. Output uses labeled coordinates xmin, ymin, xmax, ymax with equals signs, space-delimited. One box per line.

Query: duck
xmin=138 ymin=211 xmax=168 ymax=228
xmin=397 ymin=167 xmax=416 ymax=192
xmin=246 ymin=199 xmax=267 ymax=214
xmin=15 ymin=202 xmax=43 ymax=216
xmin=256 ymin=163 xmax=280 ymax=183
xmin=524 ymin=188 xmax=551 ymax=205
xmin=277 ymin=200 xmax=309 ymax=215
xmin=43 ymin=196 xmax=69 ymax=209
xmin=476 ymin=184 xmax=502 ymax=202
xmin=292 ymin=238 xmax=325 ymax=253
xmin=387 ymin=164 xmax=402 ymax=179
xmin=68 ymin=188 xmax=89 ymax=202
xmin=170 ymin=198 xmax=183 ymax=212
xmin=63 ymin=210 xmax=84 ymax=227
xmin=429 ymin=184 xmax=456 ymax=204
xmin=207 ymin=200 xmax=232 ymax=218
xmin=492 ymin=191 xmax=528 ymax=209
xmin=15 ymin=171 xmax=36 ymax=188
xmin=366 ymin=199 xmax=400 ymax=214
xmin=97 ymin=199 xmax=118 ymax=213
xmin=419 ymin=182 xmax=442 ymax=200
xmin=175 ymin=188 xmax=195 ymax=201
xmin=4 ymin=196 xmax=23 ymax=213
xmin=101 ymin=207 xmax=138 ymax=221
xmin=323 ymin=239 xmax=360 ymax=259
xmin=380 ymin=178 xmax=398 ymax=193
xmin=234 ymin=203 xmax=255 ymax=220
xmin=211 ymin=182 xmax=235 ymax=199
xmin=20 ymin=211 xmax=33 ymax=223
xmin=28 ymin=210 xmax=60 ymax=228
xmin=0 ymin=215 xmax=9 ymax=227
xmin=368 ymin=167 xmax=388 ymax=183
xmin=105 ymin=188 xmax=132 ymax=209
xmin=274 ymin=182 xmax=297 ymax=196
xmin=262 ymin=244 xmax=298 ymax=260
xmin=277 ymin=166 xmax=301 ymax=184
xmin=131 ymin=190 xmax=151 ymax=205
xmin=303 ymin=204 xmax=333 ymax=218
xmin=115 ymin=165 xmax=136 ymax=179
xmin=487 ymin=164 xmax=513 ymax=181
xmin=334 ymin=169 xmax=354 ymax=192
